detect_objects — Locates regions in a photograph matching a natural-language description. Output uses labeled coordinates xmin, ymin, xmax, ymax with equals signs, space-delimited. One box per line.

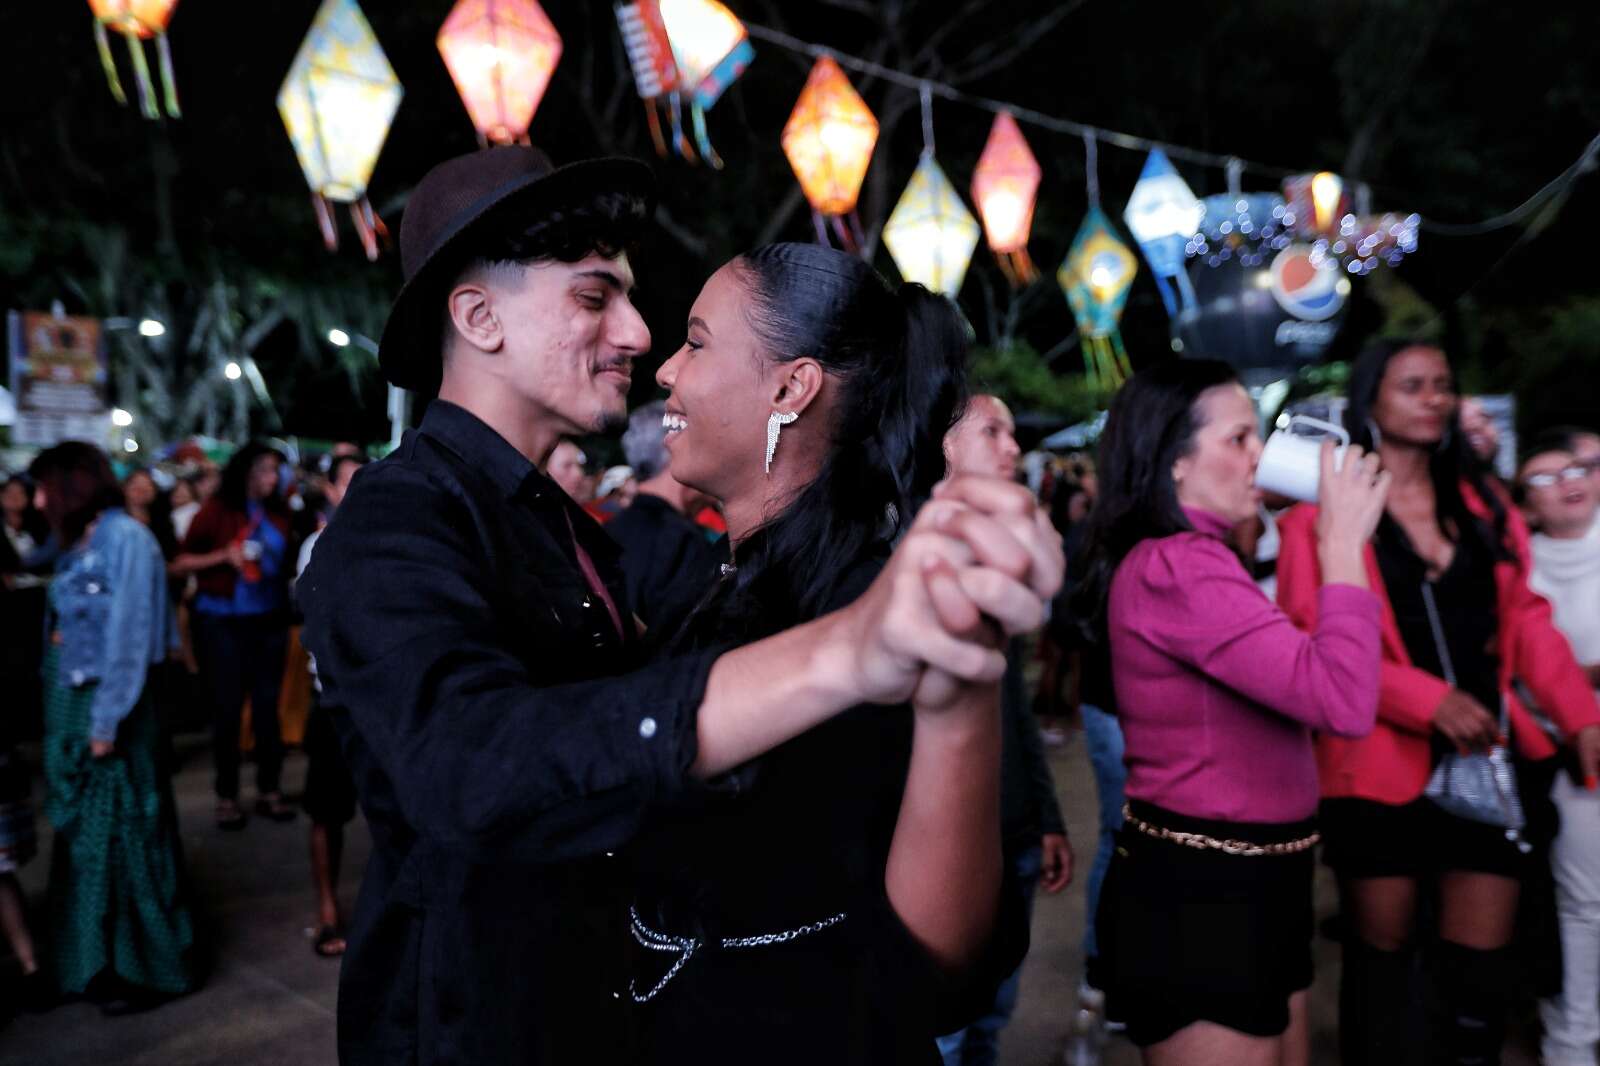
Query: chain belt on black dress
xmin=627 ymin=905 xmax=849 ymax=1003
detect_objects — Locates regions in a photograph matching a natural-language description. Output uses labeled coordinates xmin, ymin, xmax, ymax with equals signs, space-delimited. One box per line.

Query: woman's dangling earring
xmin=766 ymin=411 xmax=798 ymax=476
xmin=1365 ymin=418 xmax=1383 ymax=451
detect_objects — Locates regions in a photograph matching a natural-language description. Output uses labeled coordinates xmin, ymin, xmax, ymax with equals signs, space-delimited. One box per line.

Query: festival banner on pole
xmin=6 ymin=311 xmax=110 ymax=446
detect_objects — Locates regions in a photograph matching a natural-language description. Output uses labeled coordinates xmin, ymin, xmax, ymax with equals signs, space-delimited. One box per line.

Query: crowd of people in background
xmin=2 ymin=335 xmax=1600 ymax=1065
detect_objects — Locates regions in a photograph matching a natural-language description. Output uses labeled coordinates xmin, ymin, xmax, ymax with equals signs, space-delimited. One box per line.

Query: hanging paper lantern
xmin=971 ymin=112 xmax=1041 ymax=285
xmin=781 ymin=55 xmax=879 ymax=248
xmin=1058 ymin=208 xmax=1139 ymax=390
xmin=278 ymin=0 xmax=403 ymax=261
xmin=1122 ymin=149 xmax=1203 ymax=319
xmin=437 ymin=0 xmax=561 ymax=147
xmin=88 ymin=0 xmax=180 ymax=119
xmin=881 ymin=156 xmax=981 ymax=297
xmin=616 ymin=0 xmax=752 ymax=167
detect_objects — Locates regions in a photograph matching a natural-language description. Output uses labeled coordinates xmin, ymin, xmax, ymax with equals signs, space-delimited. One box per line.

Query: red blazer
xmin=179 ymin=497 xmax=292 ymax=601
xmin=1276 ymin=483 xmax=1600 ymax=805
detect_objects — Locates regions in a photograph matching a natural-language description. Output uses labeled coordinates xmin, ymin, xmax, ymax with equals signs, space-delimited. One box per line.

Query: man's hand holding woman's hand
xmin=842 ymin=476 xmax=1064 ymax=709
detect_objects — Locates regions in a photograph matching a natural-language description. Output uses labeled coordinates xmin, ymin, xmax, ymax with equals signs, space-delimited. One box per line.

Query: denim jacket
xmin=49 ymin=509 xmax=178 ymax=742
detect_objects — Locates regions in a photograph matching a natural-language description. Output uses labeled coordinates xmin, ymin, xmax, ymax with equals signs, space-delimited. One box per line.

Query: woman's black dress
xmin=627 ymin=549 xmax=1008 ymax=1064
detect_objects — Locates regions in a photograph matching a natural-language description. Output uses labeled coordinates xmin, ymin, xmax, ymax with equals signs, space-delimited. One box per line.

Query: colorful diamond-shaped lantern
xmin=1059 ymin=208 xmax=1138 ymax=389
xmin=882 ymin=156 xmax=981 ymax=298
xmin=437 ymin=0 xmax=561 ymax=147
xmin=278 ymin=0 xmax=403 ymax=261
xmin=781 ymin=55 xmax=879 ymax=243
xmin=971 ymin=112 xmax=1041 ymax=284
xmin=88 ymin=0 xmax=180 ymax=119
xmin=661 ymin=0 xmax=752 ymax=110
xmin=1123 ymin=149 xmax=1202 ymax=318
xmin=1123 ymin=149 xmax=1201 ymax=278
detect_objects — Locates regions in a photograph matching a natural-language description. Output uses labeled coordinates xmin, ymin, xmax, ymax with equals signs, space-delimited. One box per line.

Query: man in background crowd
xmin=546 ymin=439 xmax=591 ymax=502
xmin=936 ymin=394 xmax=1073 ymax=1066
xmin=607 ymin=401 xmax=722 ymax=633
xmin=294 ymin=452 xmax=367 ymax=959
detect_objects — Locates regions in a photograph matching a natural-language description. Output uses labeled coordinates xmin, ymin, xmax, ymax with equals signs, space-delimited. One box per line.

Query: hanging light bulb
xmin=1310 ymin=171 xmax=1343 ymax=233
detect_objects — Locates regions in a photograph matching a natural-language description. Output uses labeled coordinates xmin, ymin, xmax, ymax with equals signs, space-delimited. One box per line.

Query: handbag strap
xmin=1420 ymin=581 xmax=1509 ymax=734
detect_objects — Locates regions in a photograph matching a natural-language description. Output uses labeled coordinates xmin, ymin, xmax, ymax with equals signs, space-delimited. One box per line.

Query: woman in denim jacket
xmin=29 ymin=442 xmax=194 ymax=1014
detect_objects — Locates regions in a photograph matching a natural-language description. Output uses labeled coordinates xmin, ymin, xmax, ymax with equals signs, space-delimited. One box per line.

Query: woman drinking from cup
xmin=1076 ymin=357 xmax=1389 ymax=1066
xmin=1276 ymin=338 xmax=1600 ymax=1065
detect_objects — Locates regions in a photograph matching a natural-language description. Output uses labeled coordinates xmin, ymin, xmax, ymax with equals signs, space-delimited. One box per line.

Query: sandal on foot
xmin=312 ymin=925 xmax=346 ymax=958
xmin=216 ymin=800 xmax=247 ymax=831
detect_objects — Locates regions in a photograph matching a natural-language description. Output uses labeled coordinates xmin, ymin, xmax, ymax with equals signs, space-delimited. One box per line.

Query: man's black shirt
xmin=299 ymin=401 xmax=722 ymax=1066
xmin=607 ymin=491 xmax=724 ymax=635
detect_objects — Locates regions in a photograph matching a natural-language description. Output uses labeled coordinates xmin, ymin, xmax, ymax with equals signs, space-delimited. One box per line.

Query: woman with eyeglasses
xmin=1517 ymin=430 xmax=1600 ymax=1066
xmin=1277 ymin=339 xmax=1600 ymax=1065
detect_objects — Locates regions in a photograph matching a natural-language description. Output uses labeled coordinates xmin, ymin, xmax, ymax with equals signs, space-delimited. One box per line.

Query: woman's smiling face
xmin=655 ymin=261 xmax=777 ymax=508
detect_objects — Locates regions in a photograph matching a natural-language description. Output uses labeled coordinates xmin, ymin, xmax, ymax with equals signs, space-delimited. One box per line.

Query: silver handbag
xmin=1416 ymin=582 xmax=1532 ymax=853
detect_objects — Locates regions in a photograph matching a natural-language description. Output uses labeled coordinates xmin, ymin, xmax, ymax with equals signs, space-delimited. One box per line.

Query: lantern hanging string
xmin=1083 ymin=129 xmax=1100 ymax=208
xmin=919 ymin=82 xmax=935 ymax=159
xmin=741 ymin=19 xmax=1595 ymax=239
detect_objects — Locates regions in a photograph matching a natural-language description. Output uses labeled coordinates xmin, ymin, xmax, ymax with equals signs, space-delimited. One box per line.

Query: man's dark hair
xmin=328 ymin=453 xmax=369 ymax=487
xmin=440 ymin=189 xmax=651 ymax=352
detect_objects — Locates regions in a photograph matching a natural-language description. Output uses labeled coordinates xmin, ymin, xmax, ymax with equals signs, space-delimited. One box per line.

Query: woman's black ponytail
xmin=689 ymin=243 xmax=969 ymax=637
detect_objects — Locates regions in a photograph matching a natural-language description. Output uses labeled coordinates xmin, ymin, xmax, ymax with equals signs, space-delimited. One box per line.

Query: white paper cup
xmin=1255 ymin=415 xmax=1349 ymax=503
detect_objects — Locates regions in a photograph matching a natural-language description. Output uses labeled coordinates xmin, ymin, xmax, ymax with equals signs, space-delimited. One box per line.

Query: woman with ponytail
xmin=627 ymin=242 xmax=1028 ymax=1062
xmin=1276 ymin=339 xmax=1600 ymax=1065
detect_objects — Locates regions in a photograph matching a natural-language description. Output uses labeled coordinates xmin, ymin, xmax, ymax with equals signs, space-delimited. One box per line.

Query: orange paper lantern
xmin=781 ymin=56 xmax=879 ymax=220
xmin=88 ymin=0 xmax=180 ymax=118
xmin=437 ymin=0 xmax=562 ymax=146
xmin=971 ymin=112 xmax=1041 ymax=283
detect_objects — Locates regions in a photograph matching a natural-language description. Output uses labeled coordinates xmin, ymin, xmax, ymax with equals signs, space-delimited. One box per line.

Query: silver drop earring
xmin=1365 ymin=417 xmax=1383 ymax=450
xmin=765 ymin=412 xmax=798 ymax=475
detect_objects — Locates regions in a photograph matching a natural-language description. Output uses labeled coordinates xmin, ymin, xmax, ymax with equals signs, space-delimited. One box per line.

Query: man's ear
xmin=446 ymin=281 xmax=503 ymax=355
xmin=770 ymin=357 xmax=825 ymax=416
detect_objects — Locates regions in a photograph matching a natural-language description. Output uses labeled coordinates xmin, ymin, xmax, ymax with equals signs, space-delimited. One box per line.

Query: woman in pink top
xmin=1073 ymin=359 xmax=1389 ymax=1066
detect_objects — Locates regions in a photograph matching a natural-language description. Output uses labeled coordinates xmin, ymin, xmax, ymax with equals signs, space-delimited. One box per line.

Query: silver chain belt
xmin=627 ymin=906 xmax=849 ymax=1003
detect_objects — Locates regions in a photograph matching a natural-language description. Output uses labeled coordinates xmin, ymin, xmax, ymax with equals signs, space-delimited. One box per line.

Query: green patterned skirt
xmin=41 ymin=646 xmax=195 ymax=996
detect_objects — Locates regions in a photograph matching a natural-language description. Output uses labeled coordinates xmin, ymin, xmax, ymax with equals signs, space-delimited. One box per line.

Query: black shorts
xmin=1320 ymin=797 xmax=1530 ymax=880
xmin=1096 ymin=801 xmax=1316 ymax=1047
xmin=302 ymin=702 xmax=357 ymax=826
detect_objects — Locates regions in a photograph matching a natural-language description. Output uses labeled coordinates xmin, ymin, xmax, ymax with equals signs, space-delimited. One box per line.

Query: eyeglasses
xmin=1577 ymin=456 xmax=1600 ymax=473
xmin=1523 ymin=465 xmax=1590 ymax=489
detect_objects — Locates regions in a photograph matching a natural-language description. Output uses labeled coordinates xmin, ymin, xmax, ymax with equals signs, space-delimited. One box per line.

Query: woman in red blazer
xmin=1277 ymin=339 xmax=1600 ymax=1066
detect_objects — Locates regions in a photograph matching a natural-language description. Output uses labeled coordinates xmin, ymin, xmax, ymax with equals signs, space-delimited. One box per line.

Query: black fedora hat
xmin=378 ymin=146 xmax=656 ymax=393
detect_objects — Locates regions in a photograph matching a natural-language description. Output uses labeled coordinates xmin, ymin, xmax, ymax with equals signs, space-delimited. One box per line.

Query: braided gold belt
xmin=1121 ymin=804 xmax=1320 ymax=857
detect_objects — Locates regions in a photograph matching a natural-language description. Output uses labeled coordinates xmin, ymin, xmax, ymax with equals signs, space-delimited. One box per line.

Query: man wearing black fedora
xmin=298 ymin=145 xmax=1061 ymax=1065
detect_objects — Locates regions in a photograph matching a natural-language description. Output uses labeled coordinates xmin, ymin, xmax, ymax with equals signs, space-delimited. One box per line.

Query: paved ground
xmin=1 ymin=728 xmax=1545 ymax=1065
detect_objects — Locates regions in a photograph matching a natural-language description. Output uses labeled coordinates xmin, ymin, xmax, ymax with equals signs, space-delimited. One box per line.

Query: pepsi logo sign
xmin=1269 ymin=244 xmax=1346 ymax=322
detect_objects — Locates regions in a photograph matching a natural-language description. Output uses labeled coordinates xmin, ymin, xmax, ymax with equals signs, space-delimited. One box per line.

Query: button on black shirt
xmin=298 ymin=401 xmax=723 ymax=1066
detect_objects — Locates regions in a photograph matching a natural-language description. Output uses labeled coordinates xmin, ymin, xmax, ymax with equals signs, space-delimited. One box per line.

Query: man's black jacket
xmin=299 ymin=401 xmax=722 ymax=1066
